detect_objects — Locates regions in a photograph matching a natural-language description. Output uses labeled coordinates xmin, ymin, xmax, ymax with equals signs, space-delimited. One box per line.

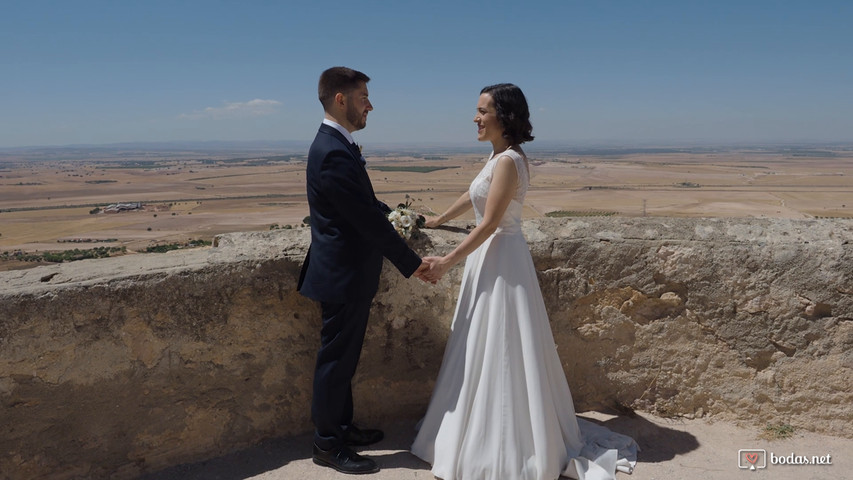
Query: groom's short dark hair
xmin=319 ymin=67 xmax=370 ymax=111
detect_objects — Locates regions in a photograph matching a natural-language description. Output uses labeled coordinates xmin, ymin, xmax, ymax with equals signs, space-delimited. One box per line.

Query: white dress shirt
xmin=322 ymin=118 xmax=355 ymax=145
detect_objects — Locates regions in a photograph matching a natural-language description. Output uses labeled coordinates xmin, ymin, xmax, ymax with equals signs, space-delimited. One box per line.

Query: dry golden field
xmin=1 ymin=146 xmax=852 ymax=270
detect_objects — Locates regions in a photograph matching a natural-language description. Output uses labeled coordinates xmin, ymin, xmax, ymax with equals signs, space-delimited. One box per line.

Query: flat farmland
xmin=1 ymin=146 xmax=852 ymax=270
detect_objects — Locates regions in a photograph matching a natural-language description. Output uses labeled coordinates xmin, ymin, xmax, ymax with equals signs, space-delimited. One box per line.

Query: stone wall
xmin=1 ymin=217 xmax=851 ymax=479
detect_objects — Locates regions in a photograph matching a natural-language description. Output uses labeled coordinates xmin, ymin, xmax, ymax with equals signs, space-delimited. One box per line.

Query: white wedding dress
xmin=411 ymin=148 xmax=638 ymax=480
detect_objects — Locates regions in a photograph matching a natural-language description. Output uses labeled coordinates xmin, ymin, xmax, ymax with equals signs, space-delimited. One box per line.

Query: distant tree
xmin=303 ymin=215 xmax=311 ymax=225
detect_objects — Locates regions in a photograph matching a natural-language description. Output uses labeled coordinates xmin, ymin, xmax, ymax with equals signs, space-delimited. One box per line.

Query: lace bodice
xmin=468 ymin=148 xmax=529 ymax=235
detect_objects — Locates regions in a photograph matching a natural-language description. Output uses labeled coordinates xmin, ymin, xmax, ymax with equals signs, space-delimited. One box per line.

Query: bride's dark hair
xmin=480 ymin=83 xmax=534 ymax=145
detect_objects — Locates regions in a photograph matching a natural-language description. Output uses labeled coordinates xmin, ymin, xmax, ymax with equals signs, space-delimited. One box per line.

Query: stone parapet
xmin=1 ymin=217 xmax=851 ymax=479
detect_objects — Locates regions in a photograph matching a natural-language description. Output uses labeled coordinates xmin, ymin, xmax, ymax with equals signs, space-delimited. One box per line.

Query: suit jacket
xmin=297 ymin=123 xmax=422 ymax=303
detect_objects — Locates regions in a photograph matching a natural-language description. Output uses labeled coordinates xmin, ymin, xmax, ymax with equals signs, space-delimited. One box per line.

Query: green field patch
xmin=2 ymin=246 xmax=126 ymax=263
xmin=545 ymin=210 xmax=618 ymax=217
xmin=368 ymin=166 xmax=459 ymax=173
xmin=143 ymin=239 xmax=212 ymax=253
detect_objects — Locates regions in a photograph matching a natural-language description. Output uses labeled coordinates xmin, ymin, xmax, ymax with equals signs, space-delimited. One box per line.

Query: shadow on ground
xmin=137 ymin=418 xmax=431 ymax=480
xmin=137 ymin=432 xmax=303 ymax=480
xmin=138 ymin=413 xmax=699 ymax=479
xmin=583 ymin=410 xmax=701 ymax=463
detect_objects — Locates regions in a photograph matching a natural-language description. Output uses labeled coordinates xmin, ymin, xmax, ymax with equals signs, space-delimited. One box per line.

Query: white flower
xmin=388 ymin=197 xmax=423 ymax=240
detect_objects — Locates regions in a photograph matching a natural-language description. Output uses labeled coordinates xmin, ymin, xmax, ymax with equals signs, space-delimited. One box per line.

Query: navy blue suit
xmin=298 ymin=123 xmax=421 ymax=449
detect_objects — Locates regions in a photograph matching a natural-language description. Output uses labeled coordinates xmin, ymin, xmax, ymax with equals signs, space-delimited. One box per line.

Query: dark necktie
xmin=352 ymin=142 xmax=365 ymax=165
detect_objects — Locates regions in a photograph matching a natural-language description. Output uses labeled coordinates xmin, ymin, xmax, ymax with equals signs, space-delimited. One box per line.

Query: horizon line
xmin=2 ymin=138 xmax=853 ymax=152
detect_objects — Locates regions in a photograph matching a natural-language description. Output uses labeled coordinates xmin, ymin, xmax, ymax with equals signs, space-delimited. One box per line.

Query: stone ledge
xmin=1 ymin=217 xmax=851 ymax=479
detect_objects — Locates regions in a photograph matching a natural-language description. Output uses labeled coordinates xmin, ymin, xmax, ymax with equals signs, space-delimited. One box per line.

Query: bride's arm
xmin=424 ymin=190 xmax=473 ymax=228
xmin=423 ymin=155 xmax=518 ymax=281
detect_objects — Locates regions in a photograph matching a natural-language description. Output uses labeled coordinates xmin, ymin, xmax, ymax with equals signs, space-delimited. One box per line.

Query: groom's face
xmin=345 ymin=82 xmax=372 ymax=131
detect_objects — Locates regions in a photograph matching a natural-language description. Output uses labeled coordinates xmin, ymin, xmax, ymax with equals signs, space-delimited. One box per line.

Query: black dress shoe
xmin=343 ymin=425 xmax=384 ymax=446
xmin=312 ymin=444 xmax=379 ymax=474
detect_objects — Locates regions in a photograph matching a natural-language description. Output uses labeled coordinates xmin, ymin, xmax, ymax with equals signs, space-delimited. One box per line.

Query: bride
xmin=412 ymin=83 xmax=638 ymax=480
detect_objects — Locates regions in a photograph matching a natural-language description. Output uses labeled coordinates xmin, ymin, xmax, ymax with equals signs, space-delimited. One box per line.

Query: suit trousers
xmin=312 ymin=297 xmax=373 ymax=450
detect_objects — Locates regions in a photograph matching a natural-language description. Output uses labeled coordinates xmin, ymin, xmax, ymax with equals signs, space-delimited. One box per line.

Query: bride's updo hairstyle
xmin=481 ymin=83 xmax=535 ymax=145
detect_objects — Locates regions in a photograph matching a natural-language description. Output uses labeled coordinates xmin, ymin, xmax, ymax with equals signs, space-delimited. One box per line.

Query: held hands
xmin=420 ymin=256 xmax=452 ymax=284
xmin=413 ymin=257 xmax=452 ymax=284
xmin=414 ymin=261 xmax=433 ymax=284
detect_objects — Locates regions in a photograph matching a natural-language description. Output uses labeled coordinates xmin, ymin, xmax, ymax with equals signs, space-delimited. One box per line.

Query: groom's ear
xmin=334 ymin=92 xmax=346 ymax=109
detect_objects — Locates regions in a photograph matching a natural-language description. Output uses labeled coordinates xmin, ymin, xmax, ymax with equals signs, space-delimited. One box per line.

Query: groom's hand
xmin=421 ymin=256 xmax=451 ymax=284
xmin=414 ymin=260 xmax=436 ymax=284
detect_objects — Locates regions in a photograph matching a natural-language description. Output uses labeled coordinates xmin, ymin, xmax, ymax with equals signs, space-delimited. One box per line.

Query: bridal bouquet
xmin=388 ymin=195 xmax=425 ymax=240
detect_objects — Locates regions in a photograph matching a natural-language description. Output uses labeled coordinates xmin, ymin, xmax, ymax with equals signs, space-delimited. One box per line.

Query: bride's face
xmin=474 ymin=94 xmax=504 ymax=143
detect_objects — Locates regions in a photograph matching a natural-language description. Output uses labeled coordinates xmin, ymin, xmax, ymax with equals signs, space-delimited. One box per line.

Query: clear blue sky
xmin=1 ymin=0 xmax=851 ymax=148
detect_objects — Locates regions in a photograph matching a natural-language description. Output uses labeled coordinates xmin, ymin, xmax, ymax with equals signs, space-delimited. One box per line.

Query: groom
xmin=298 ymin=66 xmax=428 ymax=475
